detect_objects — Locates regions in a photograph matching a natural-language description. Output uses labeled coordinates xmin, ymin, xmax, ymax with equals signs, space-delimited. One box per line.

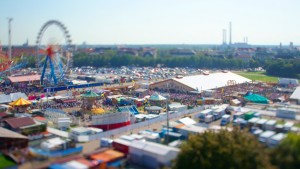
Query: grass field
xmin=0 ymin=154 xmax=16 ymax=169
xmin=235 ymin=71 xmax=280 ymax=83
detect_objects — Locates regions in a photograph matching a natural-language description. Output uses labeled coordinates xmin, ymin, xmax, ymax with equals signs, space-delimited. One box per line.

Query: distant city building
xmin=117 ymin=48 xmax=139 ymax=56
xmin=2 ymin=46 xmax=41 ymax=57
xmin=233 ymin=47 xmax=255 ymax=62
xmin=90 ymin=47 xmax=113 ymax=55
xmin=231 ymin=43 xmax=251 ymax=48
xmin=141 ymin=48 xmax=157 ymax=57
xmin=234 ymin=53 xmax=252 ymax=62
xmin=170 ymin=48 xmax=196 ymax=56
xmin=290 ymin=42 xmax=294 ymax=49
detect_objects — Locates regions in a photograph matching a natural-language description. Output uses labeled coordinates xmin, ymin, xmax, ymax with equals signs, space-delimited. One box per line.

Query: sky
xmin=0 ymin=0 xmax=300 ymax=45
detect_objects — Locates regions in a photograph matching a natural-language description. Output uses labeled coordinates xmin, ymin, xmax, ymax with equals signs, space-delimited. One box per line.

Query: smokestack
xmin=229 ymin=22 xmax=232 ymax=45
xmin=222 ymin=29 xmax=227 ymax=44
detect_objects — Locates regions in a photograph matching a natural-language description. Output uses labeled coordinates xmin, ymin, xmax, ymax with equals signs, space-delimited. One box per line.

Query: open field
xmin=0 ymin=155 xmax=16 ymax=169
xmin=235 ymin=71 xmax=280 ymax=83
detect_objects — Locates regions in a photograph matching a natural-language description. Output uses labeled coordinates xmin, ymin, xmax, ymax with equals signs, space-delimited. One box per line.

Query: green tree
xmin=172 ymin=129 xmax=273 ymax=169
xmin=270 ymin=133 xmax=300 ymax=169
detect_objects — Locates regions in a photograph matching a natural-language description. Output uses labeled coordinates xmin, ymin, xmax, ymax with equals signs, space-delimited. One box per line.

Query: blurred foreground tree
xmin=270 ymin=133 xmax=300 ymax=169
xmin=172 ymin=129 xmax=273 ymax=169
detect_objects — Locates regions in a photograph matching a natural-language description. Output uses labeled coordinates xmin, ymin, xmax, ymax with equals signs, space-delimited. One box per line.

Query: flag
xmin=221 ymin=88 xmax=224 ymax=94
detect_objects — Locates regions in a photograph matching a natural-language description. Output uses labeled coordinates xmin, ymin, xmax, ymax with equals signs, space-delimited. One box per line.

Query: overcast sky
xmin=0 ymin=0 xmax=299 ymax=45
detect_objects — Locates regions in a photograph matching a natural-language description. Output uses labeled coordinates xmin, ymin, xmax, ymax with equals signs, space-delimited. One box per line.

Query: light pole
xmin=166 ymin=83 xmax=169 ymax=144
xmin=7 ymin=18 xmax=13 ymax=75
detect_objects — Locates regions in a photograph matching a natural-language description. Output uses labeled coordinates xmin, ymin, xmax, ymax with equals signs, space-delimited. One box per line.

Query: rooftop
xmin=290 ymin=86 xmax=300 ymax=100
xmin=8 ymin=74 xmax=40 ymax=83
xmin=4 ymin=117 xmax=35 ymax=129
xmin=0 ymin=127 xmax=28 ymax=139
xmin=172 ymin=71 xmax=251 ymax=91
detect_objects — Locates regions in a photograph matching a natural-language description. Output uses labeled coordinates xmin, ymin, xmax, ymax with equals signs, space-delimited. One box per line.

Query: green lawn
xmin=235 ymin=71 xmax=280 ymax=83
xmin=0 ymin=154 xmax=17 ymax=169
xmin=294 ymin=123 xmax=300 ymax=128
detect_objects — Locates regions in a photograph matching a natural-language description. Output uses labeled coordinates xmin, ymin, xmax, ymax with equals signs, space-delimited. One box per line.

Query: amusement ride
xmin=36 ymin=20 xmax=73 ymax=86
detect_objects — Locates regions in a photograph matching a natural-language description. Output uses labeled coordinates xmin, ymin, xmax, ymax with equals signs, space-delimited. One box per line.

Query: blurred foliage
xmin=172 ymin=129 xmax=273 ymax=169
xmin=270 ymin=133 xmax=300 ymax=169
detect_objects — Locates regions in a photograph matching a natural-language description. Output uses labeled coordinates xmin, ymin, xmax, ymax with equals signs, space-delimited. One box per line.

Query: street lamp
xmin=7 ymin=18 xmax=13 ymax=75
xmin=166 ymin=83 xmax=170 ymax=144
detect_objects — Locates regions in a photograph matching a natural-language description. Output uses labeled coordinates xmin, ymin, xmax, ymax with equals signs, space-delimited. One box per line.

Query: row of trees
xmin=265 ymin=59 xmax=300 ymax=78
xmin=172 ymin=129 xmax=300 ymax=169
xmin=73 ymin=51 xmax=300 ymax=77
xmin=73 ymin=52 xmax=250 ymax=69
xmin=23 ymin=51 xmax=300 ymax=79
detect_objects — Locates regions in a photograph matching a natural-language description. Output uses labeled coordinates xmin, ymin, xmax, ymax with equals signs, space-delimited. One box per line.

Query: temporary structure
xmin=149 ymin=93 xmax=167 ymax=107
xmin=81 ymin=90 xmax=99 ymax=98
xmin=81 ymin=90 xmax=100 ymax=110
xmin=9 ymin=97 xmax=32 ymax=113
xmin=244 ymin=94 xmax=269 ymax=104
xmin=149 ymin=93 xmax=166 ymax=101
xmin=9 ymin=97 xmax=31 ymax=106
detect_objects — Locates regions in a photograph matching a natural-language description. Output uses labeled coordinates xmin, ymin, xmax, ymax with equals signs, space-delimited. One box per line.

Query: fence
xmin=43 ymin=82 xmax=103 ymax=92
xmin=47 ymin=127 xmax=69 ymax=138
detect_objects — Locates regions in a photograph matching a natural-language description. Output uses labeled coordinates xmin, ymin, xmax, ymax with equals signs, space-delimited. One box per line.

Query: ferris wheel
xmin=36 ymin=20 xmax=72 ymax=85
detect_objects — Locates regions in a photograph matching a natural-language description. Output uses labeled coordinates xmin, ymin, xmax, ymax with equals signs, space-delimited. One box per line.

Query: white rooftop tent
xmin=178 ymin=117 xmax=196 ymax=126
xmin=172 ymin=71 xmax=251 ymax=91
xmin=290 ymin=86 xmax=300 ymax=104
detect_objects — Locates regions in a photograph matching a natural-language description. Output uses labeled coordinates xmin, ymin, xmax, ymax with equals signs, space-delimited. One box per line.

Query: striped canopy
xmin=9 ymin=97 xmax=32 ymax=106
xmin=91 ymin=108 xmax=105 ymax=114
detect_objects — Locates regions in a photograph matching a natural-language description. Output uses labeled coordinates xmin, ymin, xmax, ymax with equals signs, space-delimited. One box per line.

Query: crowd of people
xmin=213 ymin=82 xmax=293 ymax=104
xmin=0 ymin=83 xmax=40 ymax=95
xmin=31 ymin=101 xmax=82 ymax=110
xmin=1 ymin=79 xmax=296 ymax=116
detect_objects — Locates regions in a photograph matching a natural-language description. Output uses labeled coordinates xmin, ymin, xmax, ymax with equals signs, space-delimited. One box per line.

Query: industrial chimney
xmin=229 ymin=22 xmax=232 ymax=46
xmin=222 ymin=29 xmax=227 ymax=45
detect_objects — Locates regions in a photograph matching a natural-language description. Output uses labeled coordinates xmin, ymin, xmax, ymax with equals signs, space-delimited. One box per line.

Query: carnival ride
xmin=36 ymin=20 xmax=72 ymax=86
xmin=80 ymin=90 xmax=133 ymax=130
xmin=0 ymin=53 xmax=28 ymax=76
xmin=0 ymin=53 xmax=12 ymax=72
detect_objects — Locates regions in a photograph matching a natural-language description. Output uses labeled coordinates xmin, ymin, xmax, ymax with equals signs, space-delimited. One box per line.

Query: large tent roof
xmin=172 ymin=71 xmax=251 ymax=91
xmin=290 ymin=86 xmax=300 ymax=100
xmin=244 ymin=94 xmax=269 ymax=104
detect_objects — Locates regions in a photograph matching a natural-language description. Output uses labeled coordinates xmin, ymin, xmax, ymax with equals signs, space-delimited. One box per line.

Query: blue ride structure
xmin=36 ymin=20 xmax=73 ymax=86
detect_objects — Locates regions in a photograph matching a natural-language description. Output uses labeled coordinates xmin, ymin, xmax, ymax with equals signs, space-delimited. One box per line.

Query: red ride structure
xmin=0 ymin=48 xmax=13 ymax=72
